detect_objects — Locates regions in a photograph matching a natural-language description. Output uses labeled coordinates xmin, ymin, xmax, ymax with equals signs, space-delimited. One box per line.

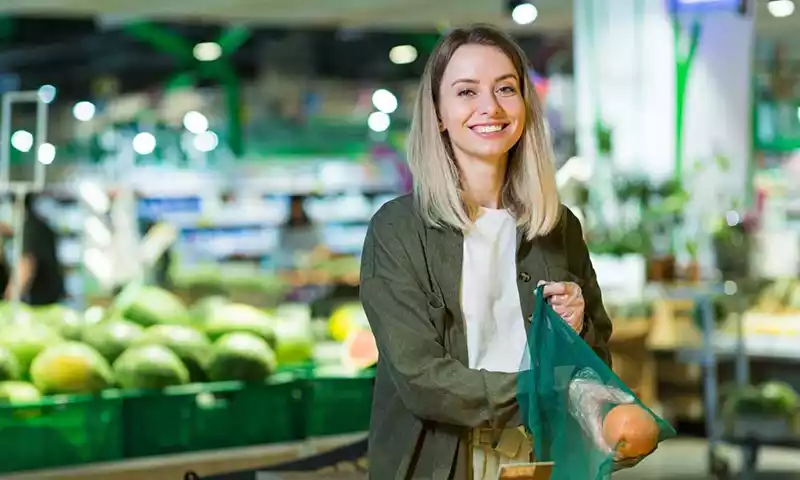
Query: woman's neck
xmin=457 ymin=154 xmax=507 ymax=209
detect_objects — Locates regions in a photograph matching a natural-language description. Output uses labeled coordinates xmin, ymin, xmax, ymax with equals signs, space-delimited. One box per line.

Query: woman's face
xmin=437 ymin=44 xmax=526 ymax=166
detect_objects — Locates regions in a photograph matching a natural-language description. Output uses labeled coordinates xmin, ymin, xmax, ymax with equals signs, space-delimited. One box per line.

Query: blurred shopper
xmin=5 ymin=193 xmax=65 ymax=306
xmin=359 ymin=25 xmax=615 ymax=479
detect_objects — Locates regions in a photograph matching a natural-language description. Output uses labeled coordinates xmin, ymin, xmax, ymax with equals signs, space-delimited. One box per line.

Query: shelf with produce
xmin=39 ymin=160 xmax=404 ymax=303
xmin=0 ymin=287 xmax=377 ymax=475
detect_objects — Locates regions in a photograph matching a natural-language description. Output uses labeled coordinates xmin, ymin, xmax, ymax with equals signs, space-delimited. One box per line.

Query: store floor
xmin=614 ymin=438 xmax=800 ymax=479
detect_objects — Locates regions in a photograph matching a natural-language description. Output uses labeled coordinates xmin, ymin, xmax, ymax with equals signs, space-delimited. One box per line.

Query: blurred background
xmin=0 ymin=0 xmax=798 ymax=478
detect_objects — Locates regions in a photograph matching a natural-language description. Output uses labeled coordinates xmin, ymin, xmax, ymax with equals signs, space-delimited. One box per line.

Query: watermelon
xmin=0 ymin=381 xmax=41 ymax=404
xmin=189 ymin=296 xmax=229 ymax=324
xmin=0 ymin=302 xmax=34 ymax=326
xmin=34 ymin=304 xmax=85 ymax=341
xmin=207 ymin=332 xmax=277 ymax=383
xmin=274 ymin=319 xmax=314 ymax=366
xmin=81 ymin=319 xmax=145 ymax=364
xmin=113 ymin=345 xmax=190 ymax=390
xmin=0 ymin=324 xmax=63 ymax=376
xmin=0 ymin=346 xmax=20 ymax=382
xmin=203 ymin=303 xmax=276 ymax=347
xmin=134 ymin=325 xmax=211 ymax=382
xmin=119 ymin=285 xmax=190 ymax=327
xmin=342 ymin=329 xmax=379 ymax=370
xmin=29 ymin=342 xmax=114 ymax=395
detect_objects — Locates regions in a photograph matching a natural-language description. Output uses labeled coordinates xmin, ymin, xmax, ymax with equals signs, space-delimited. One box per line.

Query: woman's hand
xmin=539 ymin=281 xmax=585 ymax=334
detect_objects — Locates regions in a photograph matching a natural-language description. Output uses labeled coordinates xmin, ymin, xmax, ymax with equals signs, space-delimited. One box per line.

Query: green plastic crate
xmin=301 ymin=368 xmax=375 ymax=437
xmin=119 ymin=374 xmax=304 ymax=458
xmin=0 ymin=393 xmax=123 ymax=473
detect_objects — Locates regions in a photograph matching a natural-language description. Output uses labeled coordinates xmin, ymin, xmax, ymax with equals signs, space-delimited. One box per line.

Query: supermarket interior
xmin=0 ymin=0 xmax=799 ymax=479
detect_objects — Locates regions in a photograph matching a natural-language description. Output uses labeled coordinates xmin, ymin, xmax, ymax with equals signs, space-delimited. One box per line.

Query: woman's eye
xmin=458 ymin=89 xmax=476 ymax=97
xmin=498 ymin=86 xmax=517 ymax=95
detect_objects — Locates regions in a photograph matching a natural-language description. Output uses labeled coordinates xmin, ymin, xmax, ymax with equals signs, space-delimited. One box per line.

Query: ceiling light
xmin=73 ymin=101 xmax=96 ymax=122
xmin=183 ymin=111 xmax=209 ymax=134
xmin=37 ymin=143 xmax=56 ymax=165
xmin=37 ymin=85 xmax=56 ymax=104
xmin=512 ymin=3 xmax=538 ymax=25
xmin=10 ymin=130 xmax=33 ymax=153
xmin=193 ymin=42 xmax=222 ymax=62
xmin=368 ymin=112 xmax=391 ymax=133
xmin=389 ymin=45 xmax=418 ymax=65
xmin=768 ymin=0 xmax=795 ymax=17
xmin=193 ymin=131 xmax=219 ymax=153
xmin=371 ymin=89 xmax=398 ymax=114
xmin=132 ymin=132 xmax=156 ymax=155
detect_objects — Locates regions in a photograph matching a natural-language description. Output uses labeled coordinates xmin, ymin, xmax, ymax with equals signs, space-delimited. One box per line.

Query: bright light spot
xmin=368 ymin=111 xmax=391 ymax=132
xmin=37 ymin=143 xmax=56 ymax=165
xmin=193 ymin=42 xmax=222 ymax=62
xmin=725 ymin=210 xmax=741 ymax=226
xmin=37 ymin=85 xmax=57 ymax=104
xmin=512 ymin=3 xmax=538 ymax=25
xmin=768 ymin=0 xmax=795 ymax=17
xmin=10 ymin=130 xmax=33 ymax=153
xmin=183 ymin=111 xmax=209 ymax=134
xmin=78 ymin=181 xmax=110 ymax=214
xmin=132 ymin=132 xmax=156 ymax=155
xmin=372 ymin=89 xmax=398 ymax=114
xmin=389 ymin=45 xmax=418 ymax=65
xmin=193 ymin=131 xmax=219 ymax=152
xmin=73 ymin=101 xmax=96 ymax=122
xmin=724 ymin=280 xmax=738 ymax=296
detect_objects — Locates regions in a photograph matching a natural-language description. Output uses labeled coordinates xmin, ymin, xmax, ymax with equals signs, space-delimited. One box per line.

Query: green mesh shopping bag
xmin=517 ymin=287 xmax=676 ymax=479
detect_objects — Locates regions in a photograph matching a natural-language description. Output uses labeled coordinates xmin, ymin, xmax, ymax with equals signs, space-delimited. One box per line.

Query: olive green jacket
xmin=359 ymin=195 xmax=612 ymax=480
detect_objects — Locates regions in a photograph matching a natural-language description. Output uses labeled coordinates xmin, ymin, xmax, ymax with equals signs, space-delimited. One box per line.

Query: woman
xmin=359 ymin=25 xmax=615 ymax=479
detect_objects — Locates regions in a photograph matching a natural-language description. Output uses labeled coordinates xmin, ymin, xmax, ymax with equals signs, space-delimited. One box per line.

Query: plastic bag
xmin=517 ymin=287 xmax=676 ymax=479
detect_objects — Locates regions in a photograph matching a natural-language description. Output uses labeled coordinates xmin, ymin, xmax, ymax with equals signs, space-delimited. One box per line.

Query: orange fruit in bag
xmin=602 ymin=404 xmax=659 ymax=459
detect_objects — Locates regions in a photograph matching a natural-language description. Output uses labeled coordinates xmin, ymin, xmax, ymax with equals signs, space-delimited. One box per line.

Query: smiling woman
xmin=360 ymin=24 xmax=614 ymax=480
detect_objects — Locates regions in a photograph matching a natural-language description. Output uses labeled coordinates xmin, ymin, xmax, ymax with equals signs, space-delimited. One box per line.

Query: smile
xmin=469 ymin=124 xmax=509 ymax=134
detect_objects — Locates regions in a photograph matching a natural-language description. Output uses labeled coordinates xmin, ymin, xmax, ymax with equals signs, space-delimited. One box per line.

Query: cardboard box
xmin=497 ymin=462 xmax=554 ymax=479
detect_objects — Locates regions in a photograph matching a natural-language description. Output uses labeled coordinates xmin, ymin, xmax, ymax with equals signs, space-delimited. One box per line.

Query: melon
xmin=0 ymin=346 xmax=20 ymax=382
xmin=29 ymin=342 xmax=114 ymax=395
xmin=0 ymin=324 xmax=63 ymax=376
xmin=342 ymin=329 xmax=378 ymax=370
xmin=328 ymin=302 xmax=368 ymax=342
xmin=602 ymin=403 xmax=660 ymax=459
xmin=81 ymin=319 xmax=145 ymax=364
xmin=113 ymin=345 xmax=190 ymax=390
xmin=206 ymin=332 xmax=277 ymax=383
xmin=134 ymin=325 xmax=211 ymax=382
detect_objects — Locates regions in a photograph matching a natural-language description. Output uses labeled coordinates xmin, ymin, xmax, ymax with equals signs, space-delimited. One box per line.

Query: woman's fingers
xmin=542 ymin=282 xmax=568 ymax=297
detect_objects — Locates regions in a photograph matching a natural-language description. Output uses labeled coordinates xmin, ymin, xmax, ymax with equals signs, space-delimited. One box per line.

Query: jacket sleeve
xmin=563 ymin=208 xmax=613 ymax=366
xmin=360 ymin=206 xmax=522 ymax=429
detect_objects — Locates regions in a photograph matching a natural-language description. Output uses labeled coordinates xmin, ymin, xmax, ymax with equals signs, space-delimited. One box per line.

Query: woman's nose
xmin=478 ymin=95 xmax=501 ymax=116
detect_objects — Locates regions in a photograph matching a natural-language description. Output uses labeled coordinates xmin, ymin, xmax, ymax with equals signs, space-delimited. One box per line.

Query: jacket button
xmin=519 ymin=272 xmax=531 ymax=282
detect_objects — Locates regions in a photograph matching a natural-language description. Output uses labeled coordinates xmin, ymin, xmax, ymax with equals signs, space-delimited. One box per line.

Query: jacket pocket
xmin=427 ymin=296 xmax=446 ymax=340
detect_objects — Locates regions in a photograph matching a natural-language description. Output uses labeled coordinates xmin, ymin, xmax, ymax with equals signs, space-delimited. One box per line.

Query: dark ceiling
xmin=0 ymin=17 xmax=572 ymax=101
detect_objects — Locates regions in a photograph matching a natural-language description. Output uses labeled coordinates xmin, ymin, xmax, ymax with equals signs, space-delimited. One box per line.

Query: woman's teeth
xmin=472 ymin=124 xmax=506 ymax=133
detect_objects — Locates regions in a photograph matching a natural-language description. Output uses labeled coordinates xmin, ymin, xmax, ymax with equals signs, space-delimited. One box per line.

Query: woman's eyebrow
xmin=450 ymin=73 xmax=518 ymax=87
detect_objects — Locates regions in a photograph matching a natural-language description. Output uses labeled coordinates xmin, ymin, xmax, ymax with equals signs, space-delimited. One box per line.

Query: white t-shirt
xmin=461 ymin=208 xmax=531 ymax=479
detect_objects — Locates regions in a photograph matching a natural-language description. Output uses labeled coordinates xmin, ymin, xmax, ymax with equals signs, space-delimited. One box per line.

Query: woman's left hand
xmin=539 ymin=281 xmax=585 ymax=334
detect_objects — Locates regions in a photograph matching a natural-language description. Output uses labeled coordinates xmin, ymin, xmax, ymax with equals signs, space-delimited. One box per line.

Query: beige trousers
xmin=470 ymin=427 xmax=533 ymax=480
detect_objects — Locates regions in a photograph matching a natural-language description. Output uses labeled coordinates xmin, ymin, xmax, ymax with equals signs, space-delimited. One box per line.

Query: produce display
xmin=0 ymin=285 xmax=376 ymax=407
xmin=751 ymin=278 xmax=800 ymax=314
xmin=723 ymin=381 xmax=800 ymax=418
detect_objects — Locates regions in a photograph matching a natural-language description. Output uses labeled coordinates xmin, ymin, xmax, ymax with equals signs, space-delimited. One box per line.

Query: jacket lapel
xmin=426 ymin=226 xmax=469 ymax=366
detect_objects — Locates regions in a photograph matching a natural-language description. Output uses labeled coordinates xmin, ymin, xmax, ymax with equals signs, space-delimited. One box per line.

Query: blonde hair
xmin=406 ymin=24 xmax=561 ymax=240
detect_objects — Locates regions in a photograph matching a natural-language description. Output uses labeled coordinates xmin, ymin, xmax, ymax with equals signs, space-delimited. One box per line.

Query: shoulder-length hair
xmin=406 ymin=24 xmax=561 ymax=240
